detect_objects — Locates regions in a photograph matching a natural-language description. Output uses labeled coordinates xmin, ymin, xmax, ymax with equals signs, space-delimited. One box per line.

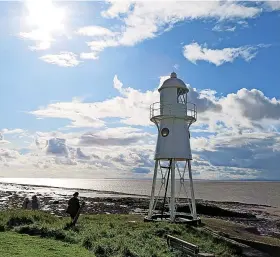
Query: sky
xmin=0 ymin=0 xmax=280 ymax=180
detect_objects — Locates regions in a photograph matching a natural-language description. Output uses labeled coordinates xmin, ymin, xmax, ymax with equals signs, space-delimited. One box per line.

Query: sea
xmin=0 ymin=178 xmax=279 ymax=208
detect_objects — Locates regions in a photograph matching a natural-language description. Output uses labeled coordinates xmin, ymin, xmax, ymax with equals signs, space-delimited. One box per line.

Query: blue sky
xmin=0 ymin=0 xmax=280 ymax=180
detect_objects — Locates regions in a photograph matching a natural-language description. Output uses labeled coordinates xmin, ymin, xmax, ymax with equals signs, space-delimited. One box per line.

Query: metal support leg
xmin=148 ymin=160 xmax=159 ymax=219
xmin=188 ymin=160 xmax=197 ymax=219
xmin=170 ymin=159 xmax=176 ymax=222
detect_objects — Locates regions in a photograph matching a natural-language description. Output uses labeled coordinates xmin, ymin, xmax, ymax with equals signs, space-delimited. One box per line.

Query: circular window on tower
xmin=161 ymin=128 xmax=169 ymax=137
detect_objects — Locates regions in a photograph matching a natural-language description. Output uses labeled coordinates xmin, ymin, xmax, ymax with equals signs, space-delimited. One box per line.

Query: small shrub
xmin=7 ymin=216 xmax=33 ymax=228
xmin=16 ymin=225 xmax=42 ymax=236
xmin=53 ymin=230 xmax=66 ymax=240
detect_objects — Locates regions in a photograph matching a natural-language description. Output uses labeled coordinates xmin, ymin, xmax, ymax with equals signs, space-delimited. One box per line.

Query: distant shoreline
xmin=0 ymin=181 xmax=146 ymax=198
xmin=1 ymin=178 xmax=280 ymax=208
xmin=0 ymin=177 xmax=280 ymax=182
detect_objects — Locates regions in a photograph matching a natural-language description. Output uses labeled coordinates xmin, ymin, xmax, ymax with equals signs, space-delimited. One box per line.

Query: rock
xmin=244 ymin=226 xmax=260 ymax=235
xmin=272 ymin=232 xmax=280 ymax=239
xmin=176 ymin=203 xmax=256 ymax=219
xmin=52 ymin=200 xmax=59 ymax=204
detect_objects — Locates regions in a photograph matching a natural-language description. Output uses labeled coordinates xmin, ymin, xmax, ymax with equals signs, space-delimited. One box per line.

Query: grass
xmin=0 ymin=232 xmax=93 ymax=257
xmin=0 ymin=210 xmax=238 ymax=257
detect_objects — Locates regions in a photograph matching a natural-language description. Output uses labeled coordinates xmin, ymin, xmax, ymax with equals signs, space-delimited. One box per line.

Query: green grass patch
xmin=0 ymin=210 xmax=238 ymax=257
xmin=0 ymin=232 xmax=93 ymax=257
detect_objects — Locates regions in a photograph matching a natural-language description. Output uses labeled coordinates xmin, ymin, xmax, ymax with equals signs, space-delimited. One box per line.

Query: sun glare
xmin=26 ymin=0 xmax=65 ymax=33
xmin=21 ymin=0 xmax=67 ymax=50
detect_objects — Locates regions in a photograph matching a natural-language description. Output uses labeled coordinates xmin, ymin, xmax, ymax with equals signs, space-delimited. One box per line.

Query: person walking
xmin=31 ymin=195 xmax=40 ymax=210
xmin=22 ymin=197 xmax=30 ymax=209
xmin=66 ymin=192 xmax=81 ymax=225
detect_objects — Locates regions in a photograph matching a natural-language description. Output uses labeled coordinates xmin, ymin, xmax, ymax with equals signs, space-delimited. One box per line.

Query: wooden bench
xmin=167 ymin=235 xmax=215 ymax=257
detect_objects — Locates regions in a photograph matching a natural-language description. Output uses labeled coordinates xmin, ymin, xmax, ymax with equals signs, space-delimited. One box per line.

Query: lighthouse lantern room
xmin=145 ymin=72 xmax=199 ymax=223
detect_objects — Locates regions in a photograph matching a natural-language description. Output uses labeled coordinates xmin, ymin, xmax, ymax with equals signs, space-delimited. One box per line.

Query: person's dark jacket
xmin=66 ymin=197 xmax=80 ymax=216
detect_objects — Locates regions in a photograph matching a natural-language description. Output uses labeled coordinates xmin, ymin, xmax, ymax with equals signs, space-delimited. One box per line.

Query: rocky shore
xmin=0 ymin=182 xmax=279 ymax=239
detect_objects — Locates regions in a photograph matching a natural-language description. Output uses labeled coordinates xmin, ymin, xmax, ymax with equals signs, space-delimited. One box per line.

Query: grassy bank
xmin=0 ymin=210 xmax=238 ymax=257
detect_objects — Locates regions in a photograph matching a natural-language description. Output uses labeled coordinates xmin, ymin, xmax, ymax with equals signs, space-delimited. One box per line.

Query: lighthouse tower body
xmin=146 ymin=72 xmax=198 ymax=223
xmin=155 ymin=74 xmax=192 ymax=160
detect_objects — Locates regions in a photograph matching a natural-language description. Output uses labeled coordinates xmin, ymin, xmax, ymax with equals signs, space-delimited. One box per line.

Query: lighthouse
xmin=146 ymin=72 xmax=198 ymax=223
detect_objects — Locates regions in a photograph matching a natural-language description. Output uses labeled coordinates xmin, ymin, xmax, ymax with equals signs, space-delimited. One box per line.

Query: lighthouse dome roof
xmin=158 ymin=72 xmax=189 ymax=92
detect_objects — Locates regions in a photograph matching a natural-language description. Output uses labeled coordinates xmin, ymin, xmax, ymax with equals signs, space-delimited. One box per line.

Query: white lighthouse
xmin=146 ymin=72 xmax=199 ymax=223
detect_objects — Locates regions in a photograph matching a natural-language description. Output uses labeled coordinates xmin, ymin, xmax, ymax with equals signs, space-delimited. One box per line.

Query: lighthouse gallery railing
xmin=150 ymin=102 xmax=197 ymax=122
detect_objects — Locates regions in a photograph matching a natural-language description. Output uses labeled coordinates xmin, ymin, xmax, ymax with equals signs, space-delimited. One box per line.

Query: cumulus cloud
xmin=188 ymin=87 xmax=222 ymax=113
xmin=29 ymin=74 xmax=280 ymax=134
xmin=0 ymin=127 xmax=156 ymax=178
xmin=76 ymin=148 xmax=90 ymax=160
xmin=40 ymin=52 xmax=81 ymax=67
xmin=20 ymin=74 xmax=280 ymax=180
xmin=29 ymin=74 xmax=223 ymax=129
xmin=30 ymin=75 xmax=158 ymax=127
xmin=220 ymin=88 xmax=280 ymax=122
xmin=183 ymin=42 xmax=258 ymax=66
xmin=79 ymin=127 xmax=153 ymax=146
xmin=46 ymin=138 xmax=69 ymax=157
xmin=192 ymin=131 xmax=280 ymax=180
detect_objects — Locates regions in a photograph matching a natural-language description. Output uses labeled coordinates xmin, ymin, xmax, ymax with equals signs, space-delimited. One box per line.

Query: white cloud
xmin=0 ymin=133 xmax=10 ymax=145
xmin=87 ymin=39 xmax=120 ymax=52
xmin=30 ymin=75 xmax=159 ymax=127
xmin=2 ymin=127 xmax=279 ymax=180
xmin=219 ymin=88 xmax=280 ymax=128
xmin=80 ymin=52 xmax=99 ymax=60
xmin=0 ymin=148 xmax=20 ymax=161
xmin=79 ymin=127 xmax=153 ymax=146
xmin=76 ymin=26 xmax=116 ymax=37
xmin=192 ymin=131 xmax=280 ymax=180
xmin=79 ymin=1 xmax=261 ymax=58
xmin=0 ymin=127 xmax=156 ymax=178
xmin=2 ymin=129 xmax=25 ymax=135
xmin=212 ymin=24 xmax=236 ymax=32
xmin=265 ymin=1 xmax=280 ymax=11
xmin=29 ymin=74 xmax=280 ymax=133
xmin=22 ymin=74 xmax=280 ymax=179
xmin=101 ymin=1 xmax=132 ymax=18
xmin=183 ymin=42 xmax=258 ymax=66
xmin=19 ymin=30 xmax=53 ymax=50
xmin=40 ymin=52 xmax=81 ymax=67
